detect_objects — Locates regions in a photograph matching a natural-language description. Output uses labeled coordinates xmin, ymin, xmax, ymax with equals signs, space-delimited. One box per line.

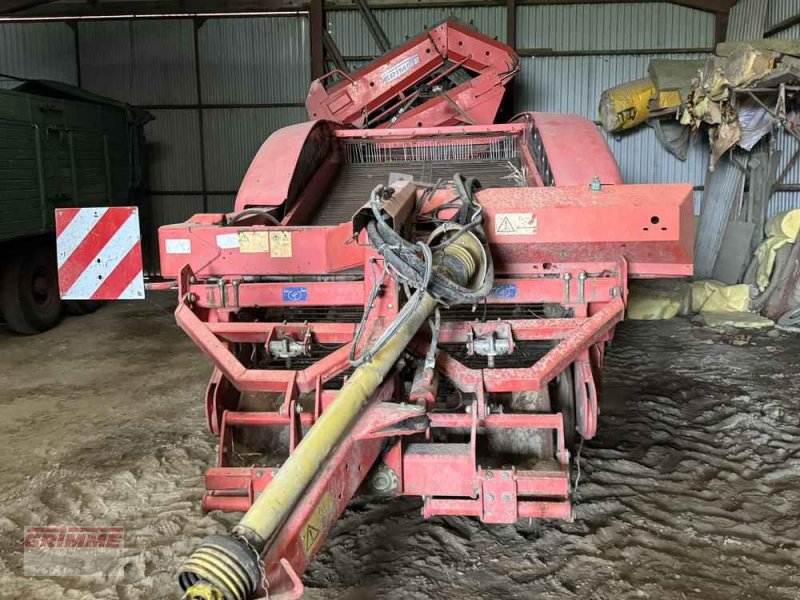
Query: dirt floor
xmin=0 ymin=295 xmax=799 ymax=600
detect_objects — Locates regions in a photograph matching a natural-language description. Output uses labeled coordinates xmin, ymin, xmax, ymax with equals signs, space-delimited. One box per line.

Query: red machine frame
xmin=160 ymin=115 xmax=693 ymax=599
xmin=305 ymin=19 xmax=519 ymax=129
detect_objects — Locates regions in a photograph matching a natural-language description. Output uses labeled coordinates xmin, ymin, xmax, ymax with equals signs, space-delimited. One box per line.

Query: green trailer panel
xmin=0 ymin=80 xmax=150 ymax=243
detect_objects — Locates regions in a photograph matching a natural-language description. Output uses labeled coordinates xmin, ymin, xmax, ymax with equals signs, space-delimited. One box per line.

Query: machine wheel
xmin=0 ymin=245 xmax=64 ymax=334
xmin=550 ymin=365 xmax=577 ymax=453
xmin=487 ymin=389 xmax=553 ymax=468
xmin=65 ymin=300 xmax=104 ymax=315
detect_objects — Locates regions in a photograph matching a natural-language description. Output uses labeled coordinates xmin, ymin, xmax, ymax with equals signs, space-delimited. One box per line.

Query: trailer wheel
xmin=65 ymin=300 xmax=104 ymax=315
xmin=0 ymin=246 xmax=63 ymax=334
xmin=550 ymin=366 xmax=577 ymax=453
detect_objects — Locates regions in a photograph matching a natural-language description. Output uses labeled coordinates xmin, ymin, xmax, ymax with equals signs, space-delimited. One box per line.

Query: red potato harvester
xmin=60 ymin=19 xmax=693 ymax=600
xmin=168 ymin=116 xmax=693 ymax=600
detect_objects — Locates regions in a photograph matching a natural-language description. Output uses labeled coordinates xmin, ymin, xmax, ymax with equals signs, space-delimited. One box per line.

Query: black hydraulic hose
xmin=365 ymin=175 xmax=494 ymax=305
xmin=227 ymin=207 xmax=281 ymax=225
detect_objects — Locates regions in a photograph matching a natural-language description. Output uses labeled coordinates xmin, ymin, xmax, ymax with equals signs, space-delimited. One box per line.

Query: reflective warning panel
xmin=55 ymin=207 xmax=145 ymax=300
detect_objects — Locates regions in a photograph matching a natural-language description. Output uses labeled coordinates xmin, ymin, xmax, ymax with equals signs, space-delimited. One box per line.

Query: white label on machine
xmin=165 ymin=238 xmax=192 ymax=254
xmin=238 ymin=231 xmax=270 ymax=253
xmin=495 ymin=213 xmax=538 ymax=236
xmin=381 ymin=54 xmax=421 ymax=85
xmin=216 ymin=233 xmax=240 ymax=249
xmin=269 ymin=231 xmax=293 ymax=258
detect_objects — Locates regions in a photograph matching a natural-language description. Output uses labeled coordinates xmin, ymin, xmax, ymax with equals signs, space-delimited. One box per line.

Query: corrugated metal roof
xmin=203 ymin=106 xmax=306 ymax=191
xmin=79 ymin=19 xmax=197 ymax=105
xmin=327 ymin=6 xmax=505 ymax=57
xmin=199 ymin=16 xmax=310 ymax=104
xmin=767 ymin=0 xmax=800 ymax=30
xmin=144 ymin=109 xmax=203 ymax=192
xmin=0 ymin=22 xmax=77 ymax=89
xmin=727 ymin=0 xmax=767 ymax=41
xmin=516 ymin=3 xmax=713 ymax=51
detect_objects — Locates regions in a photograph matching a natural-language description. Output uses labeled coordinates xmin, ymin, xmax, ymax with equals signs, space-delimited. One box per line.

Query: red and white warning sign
xmin=55 ymin=207 xmax=145 ymax=300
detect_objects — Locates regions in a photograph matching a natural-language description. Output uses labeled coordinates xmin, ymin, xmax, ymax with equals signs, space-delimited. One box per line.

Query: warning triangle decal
xmin=497 ymin=217 xmax=515 ymax=233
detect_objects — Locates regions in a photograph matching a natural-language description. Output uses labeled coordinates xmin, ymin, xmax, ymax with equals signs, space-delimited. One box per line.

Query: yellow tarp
xmin=599 ymin=78 xmax=654 ymax=132
xmin=765 ymin=209 xmax=800 ymax=240
xmin=754 ymin=235 xmax=792 ymax=291
xmin=700 ymin=283 xmax=751 ymax=313
xmin=690 ymin=280 xmax=727 ymax=312
xmin=748 ymin=211 xmax=800 ymax=291
xmin=627 ymin=282 xmax=691 ymax=320
xmin=654 ymin=89 xmax=682 ymax=110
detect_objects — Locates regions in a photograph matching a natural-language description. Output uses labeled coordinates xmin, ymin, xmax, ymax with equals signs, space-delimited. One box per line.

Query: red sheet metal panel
xmin=158 ymin=221 xmax=362 ymax=278
xmin=235 ymin=120 xmax=335 ymax=212
xmin=479 ymin=183 xmax=694 ymax=276
xmin=529 ymin=112 xmax=624 ymax=186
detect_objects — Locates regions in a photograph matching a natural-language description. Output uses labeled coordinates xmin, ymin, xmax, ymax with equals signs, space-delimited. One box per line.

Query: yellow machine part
xmin=599 ymin=77 xmax=654 ymax=132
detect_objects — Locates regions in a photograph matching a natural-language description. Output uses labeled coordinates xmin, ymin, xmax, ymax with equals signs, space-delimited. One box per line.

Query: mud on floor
xmin=0 ymin=299 xmax=798 ymax=599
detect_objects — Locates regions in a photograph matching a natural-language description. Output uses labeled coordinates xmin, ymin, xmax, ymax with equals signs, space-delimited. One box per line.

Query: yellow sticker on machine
xmin=238 ymin=231 xmax=270 ymax=253
xmin=300 ymin=491 xmax=336 ymax=556
xmin=269 ymin=231 xmax=293 ymax=258
xmin=494 ymin=213 xmax=538 ymax=236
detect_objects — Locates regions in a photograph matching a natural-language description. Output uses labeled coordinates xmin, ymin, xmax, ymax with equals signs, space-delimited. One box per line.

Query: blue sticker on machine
xmin=489 ymin=284 xmax=517 ymax=299
xmin=282 ymin=286 xmax=308 ymax=302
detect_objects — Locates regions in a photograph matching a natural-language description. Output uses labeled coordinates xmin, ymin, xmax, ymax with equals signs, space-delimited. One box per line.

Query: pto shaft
xmin=179 ymin=239 xmax=482 ymax=600
xmin=234 ymin=290 xmax=439 ymax=546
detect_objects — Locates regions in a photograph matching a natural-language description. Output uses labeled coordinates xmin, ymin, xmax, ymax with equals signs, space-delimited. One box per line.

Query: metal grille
xmin=440 ymin=303 xmax=551 ymax=321
xmin=342 ymin=135 xmax=518 ymax=164
xmin=529 ymin=126 xmax=554 ymax=186
xmin=257 ymin=306 xmax=365 ymax=322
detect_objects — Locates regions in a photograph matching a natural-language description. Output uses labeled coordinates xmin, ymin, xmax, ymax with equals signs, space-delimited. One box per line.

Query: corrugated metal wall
xmin=516 ymin=3 xmax=713 ymax=50
xmin=515 ymin=52 xmax=709 ymax=200
xmin=0 ymin=22 xmax=77 ymax=88
xmin=768 ymin=0 xmax=800 ymax=28
xmin=727 ymin=0 xmax=768 ymax=41
xmin=75 ymin=14 xmax=308 ymax=272
xmin=327 ymin=6 xmax=506 ymax=57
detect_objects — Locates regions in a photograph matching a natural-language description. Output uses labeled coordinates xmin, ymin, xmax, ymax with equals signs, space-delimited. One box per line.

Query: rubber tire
xmin=65 ymin=300 xmax=104 ymax=315
xmin=550 ymin=365 xmax=577 ymax=453
xmin=0 ymin=246 xmax=64 ymax=334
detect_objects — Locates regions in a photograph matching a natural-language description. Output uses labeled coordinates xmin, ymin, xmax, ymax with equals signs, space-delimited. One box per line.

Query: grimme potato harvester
xmin=136 ymin=20 xmax=694 ymax=600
